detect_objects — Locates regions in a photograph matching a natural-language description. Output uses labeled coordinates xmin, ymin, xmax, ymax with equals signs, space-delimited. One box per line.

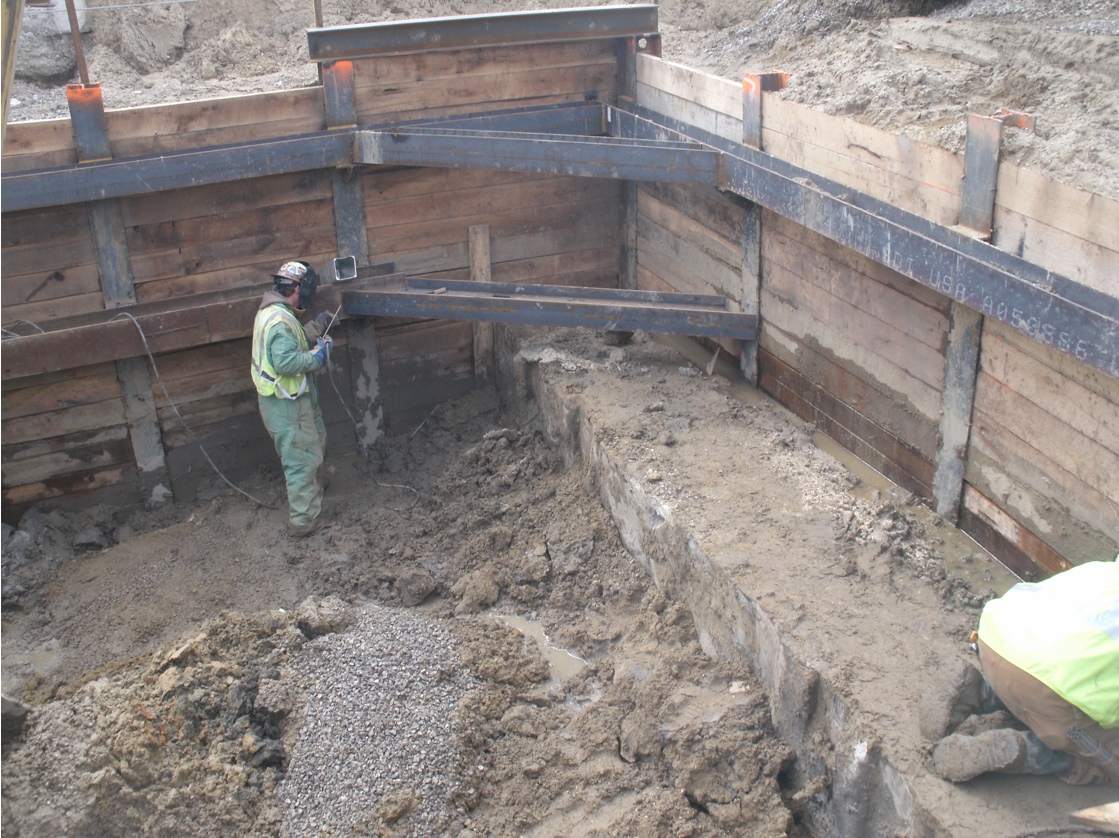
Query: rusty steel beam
xmin=307 ymin=5 xmax=658 ymax=62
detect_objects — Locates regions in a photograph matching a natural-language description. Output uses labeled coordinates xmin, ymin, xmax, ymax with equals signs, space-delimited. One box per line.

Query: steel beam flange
xmin=308 ymin=5 xmax=659 ymax=61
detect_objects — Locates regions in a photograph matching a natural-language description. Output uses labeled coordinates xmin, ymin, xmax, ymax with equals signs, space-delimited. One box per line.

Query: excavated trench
xmin=3 ymin=326 xmax=1111 ymax=838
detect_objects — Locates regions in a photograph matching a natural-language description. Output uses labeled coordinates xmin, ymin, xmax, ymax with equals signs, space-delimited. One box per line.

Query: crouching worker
xmin=921 ymin=558 xmax=1119 ymax=785
xmin=252 ymin=260 xmax=335 ymax=537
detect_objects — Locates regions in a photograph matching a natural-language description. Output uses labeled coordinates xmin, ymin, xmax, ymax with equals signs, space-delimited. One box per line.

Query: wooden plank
xmin=764 ymin=258 xmax=946 ymax=392
xmin=760 ymin=287 xmax=942 ymax=423
xmin=0 ymin=362 xmax=117 ymax=393
xmin=637 ymin=181 xmax=744 ymax=244
xmin=1 ymin=204 xmax=91 ymax=247
xmin=1 ymin=398 xmax=127 ymax=445
xmin=2 ymin=264 xmax=102 ymax=308
xmin=1069 ymin=802 xmax=1119 ymax=834
xmin=760 ymin=349 xmax=934 ymax=497
xmin=764 ymin=211 xmax=951 ymax=313
xmin=996 ymin=161 xmax=1119 ymax=255
xmin=759 ymin=317 xmax=940 ymax=458
xmin=2 ymin=291 xmax=107 ymax=327
xmin=128 ymin=223 xmax=338 ymax=285
xmin=763 ymin=223 xmax=950 ymax=353
xmin=470 ymin=224 xmax=495 ymax=385
xmin=3 ymin=426 xmax=130 ymax=464
xmin=118 ymin=169 xmax=334 ymax=228
xmin=634 ymin=81 xmax=741 ymax=143
xmin=637 ymin=214 xmax=740 ymax=298
xmin=158 ymin=390 xmax=259 ymax=446
xmin=980 ymin=328 xmax=1119 ymax=454
xmin=970 ymin=406 xmax=1119 ymax=545
xmin=355 ymin=92 xmax=604 ymax=131
xmin=364 ymin=174 xmax=599 ymax=230
xmin=387 ymin=223 xmax=618 ymax=278
xmin=126 ymin=198 xmax=335 ymax=254
xmin=369 ymin=194 xmax=617 ymax=256
xmin=1 ymin=370 xmax=120 ymax=419
xmin=352 ymin=38 xmax=617 ymax=88
xmin=635 ymin=54 xmax=740 ymax=119
xmin=961 ymin=484 xmax=1073 ymax=578
xmin=974 ymin=370 xmax=1119 ymax=497
xmin=637 ymin=188 xmax=741 ymax=269
xmin=363 ymin=164 xmax=538 ymax=202
xmin=2 ymin=234 xmax=98 ymax=277
xmin=0 ymin=463 xmax=134 ymax=506
xmin=991 ymin=204 xmax=1118 ymax=294
xmin=983 ymin=318 xmax=1119 ymax=404
xmin=430 ymin=246 xmax=618 ymax=288
xmin=145 ymin=338 xmax=252 ymax=383
xmin=2 ymin=435 xmax=134 ymax=487
xmin=153 ymin=364 xmax=255 ymax=410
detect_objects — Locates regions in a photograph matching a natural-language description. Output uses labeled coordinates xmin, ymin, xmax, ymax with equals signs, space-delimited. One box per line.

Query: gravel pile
xmin=279 ymin=605 xmax=479 ymax=837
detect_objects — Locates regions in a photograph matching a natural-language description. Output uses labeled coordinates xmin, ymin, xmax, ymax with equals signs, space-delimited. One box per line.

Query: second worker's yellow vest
xmin=980 ymin=561 xmax=1119 ymax=727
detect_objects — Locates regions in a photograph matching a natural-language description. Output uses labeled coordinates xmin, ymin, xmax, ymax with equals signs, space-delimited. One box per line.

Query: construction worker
xmin=251 ymin=260 xmax=334 ymax=537
xmin=921 ymin=558 xmax=1119 ymax=785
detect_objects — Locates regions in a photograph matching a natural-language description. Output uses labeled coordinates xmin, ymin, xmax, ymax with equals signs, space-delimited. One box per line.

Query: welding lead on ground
xmin=250 ymin=260 xmax=334 ymax=538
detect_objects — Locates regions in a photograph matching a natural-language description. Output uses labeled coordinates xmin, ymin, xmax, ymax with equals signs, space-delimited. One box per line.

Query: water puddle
xmin=491 ymin=612 xmax=587 ymax=682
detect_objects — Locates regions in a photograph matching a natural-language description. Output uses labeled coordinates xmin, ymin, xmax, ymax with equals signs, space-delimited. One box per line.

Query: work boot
xmin=919 ymin=658 xmax=1005 ymax=742
xmin=933 ymin=729 xmax=1027 ymax=782
xmin=289 ymin=514 xmax=326 ymax=538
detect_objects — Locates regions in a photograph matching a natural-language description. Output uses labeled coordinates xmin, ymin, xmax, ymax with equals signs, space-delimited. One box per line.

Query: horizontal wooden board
xmin=974 ymin=370 xmax=1118 ymax=498
xmin=1 ymin=204 xmax=92 ymax=248
xmin=364 ymin=172 xmax=592 ymax=229
xmin=352 ymin=38 xmax=617 ymax=89
xmin=961 ymin=484 xmax=1073 ymax=577
xmin=1 ymin=463 xmax=134 ymax=506
xmin=637 ymin=188 xmax=741 ymax=270
xmin=2 ymin=369 xmax=122 ymax=419
xmin=970 ymin=405 xmax=1119 ymax=545
xmin=118 ymin=169 xmax=334 ymax=228
xmin=760 ymin=349 xmax=934 ymax=497
xmin=635 ymin=54 xmax=739 ymax=121
xmin=2 ymin=291 xmax=106 ymax=327
xmin=763 ymin=223 xmax=949 ymax=354
xmin=2 ymin=397 xmax=127 ymax=446
xmin=996 ymin=160 xmax=1119 ymax=255
xmin=634 ymin=82 xmax=741 ymax=144
xmin=760 ymin=287 xmax=942 ymax=422
xmin=129 ymin=223 xmax=339 ymax=285
xmin=428 ymin=246 xmax=618 ymax=288
xmin=2 ymin=233 xmax=98 ymax=278
xmin=1 ymin=119 xmax=79 ymax=172
xmin=763 ymin=211 xmax=951 ymax=312
xmin=127 ymin=197 xmax=335 ymax=255
xmin=763 ymin=257 xmax=945 ymax=393
xmin=371 ymin=197 xmax=618 ymax=258
xmin=637 ymin=214 xmax=740 ymax=300
xmin=355 ymin=65 xmax=615 ymax=124
xmin=3 ymin=425 xmax=130 ymax=465
xmin=637 ymin=181 xmax=744 ymax=244
xmin=992 ymin=204 xmax=1119 ymax=293
xmin=2 ymin=434 xmax=134 ymax=487
xmin=980 ymin=328 xmax=1119 ymax=454
xmin=3 ymin=263 xmax=102 ymax=309
xmin=759 ymin=317 xmax=940 ymax=458
xmin=983 ymin=318 xmax=1119 ymax=404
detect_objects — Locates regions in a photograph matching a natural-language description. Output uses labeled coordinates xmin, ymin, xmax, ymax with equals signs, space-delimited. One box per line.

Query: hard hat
xmin=273 ymin=261 xmax=308 ymax=283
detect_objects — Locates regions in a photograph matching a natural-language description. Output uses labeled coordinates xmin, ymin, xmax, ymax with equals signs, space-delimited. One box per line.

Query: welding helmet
xmin=272 ymin=261 xmax=319 ymax=310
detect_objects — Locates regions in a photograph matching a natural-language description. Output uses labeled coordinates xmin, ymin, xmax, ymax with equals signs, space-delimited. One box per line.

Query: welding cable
xmin=109 ymin=312 xmax=280 ymax=510
xmin=1 ymin=320 xmax=48 ymax=339
xmin=322 ymin=356 xmax=419 ymax=512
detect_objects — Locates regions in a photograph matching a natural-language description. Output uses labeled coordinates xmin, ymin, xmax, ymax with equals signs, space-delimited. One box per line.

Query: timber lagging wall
xmin=633 ymin=53 xmax=1119 ymax=576
xmin=1 ymin=35 xmax=621 ymax=519
xmin=2 ymin=14 xmax=1116 ymax=581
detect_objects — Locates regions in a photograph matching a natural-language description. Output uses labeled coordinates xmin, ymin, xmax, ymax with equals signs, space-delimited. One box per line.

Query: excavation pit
xmin=3 ymin=328 xmax=1113 ymax=838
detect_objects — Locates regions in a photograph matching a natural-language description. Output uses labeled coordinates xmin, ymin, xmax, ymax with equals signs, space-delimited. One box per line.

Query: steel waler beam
xmin=342 ymin=278 xmax=756 ymax=341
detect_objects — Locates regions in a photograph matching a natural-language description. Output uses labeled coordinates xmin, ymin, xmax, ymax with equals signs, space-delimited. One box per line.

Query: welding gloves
xmin=304 ymin=311 xmax=332 ymax=342
xmin=312 ymin=336 xmax=334 ymax=366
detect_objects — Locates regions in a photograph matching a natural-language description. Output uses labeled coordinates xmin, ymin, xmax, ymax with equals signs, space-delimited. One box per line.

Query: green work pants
xmin=258 ymin=393 xmax=327 ymax=528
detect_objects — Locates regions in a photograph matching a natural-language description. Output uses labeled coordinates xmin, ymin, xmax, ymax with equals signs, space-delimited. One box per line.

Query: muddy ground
xmin=4 ymin=326 xmax=1081 ymax=838
xmin=3 ymin=364 xmax=802 ymax=837
xmin=8 ymin=0 xmax=1119 ymax=199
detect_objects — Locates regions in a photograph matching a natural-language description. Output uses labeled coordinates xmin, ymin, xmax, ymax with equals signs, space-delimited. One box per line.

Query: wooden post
xmin=618 ymin=37 xmax=638 ymax=292
xmin=933 ymin=302 xmax=982 ymax=524
xmin=68 ymin=82 xmax=173 ymax=505
xmin=470 ymin=224 xmax=495 ymax=385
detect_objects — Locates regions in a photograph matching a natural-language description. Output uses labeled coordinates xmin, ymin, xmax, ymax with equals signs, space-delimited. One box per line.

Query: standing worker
xmin=921 ymin=558 xmax=1119 ymax=785
xmin=251 ymin=260 xmax=335 ymax=537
